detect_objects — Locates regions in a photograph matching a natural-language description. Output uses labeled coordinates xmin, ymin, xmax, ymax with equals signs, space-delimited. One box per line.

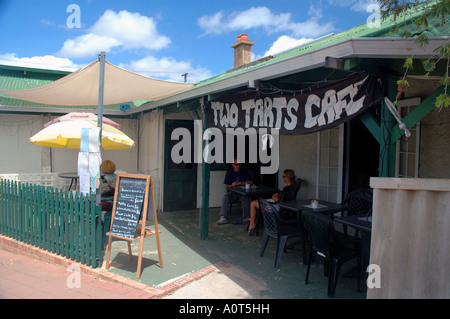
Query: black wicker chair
xmin=302 ymin=210 xmax=362 ymax=298
xmin=259 ymin=199 xmax=305 ymax=267
xmin=341 ymin=188 xmax=373 ymax=237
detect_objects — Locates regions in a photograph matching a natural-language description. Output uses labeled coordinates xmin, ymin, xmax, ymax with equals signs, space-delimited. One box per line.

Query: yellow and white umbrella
xmin=30 ymin=120 xmax=134 ymax=150
xmin=44 ymin=112 xmax=121 ymax=129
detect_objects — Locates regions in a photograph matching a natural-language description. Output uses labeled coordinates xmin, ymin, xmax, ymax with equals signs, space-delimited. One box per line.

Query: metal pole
xmin=96 ymin=52 xmax=106 ymax=204
xmin=200 ymin=97 xmax=210 ymax=240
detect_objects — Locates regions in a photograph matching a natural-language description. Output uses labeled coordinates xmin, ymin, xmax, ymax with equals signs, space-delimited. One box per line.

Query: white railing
xmin=0 ymin=173 xmax=71 ymax=189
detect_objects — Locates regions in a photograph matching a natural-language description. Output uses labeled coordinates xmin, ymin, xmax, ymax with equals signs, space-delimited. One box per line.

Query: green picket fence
xmin=0 ymin=179 xmax=102 ymax=268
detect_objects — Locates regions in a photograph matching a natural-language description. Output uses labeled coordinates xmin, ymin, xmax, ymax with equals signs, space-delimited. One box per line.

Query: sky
xmin=0 ymin=0 xmax=381 ymax=83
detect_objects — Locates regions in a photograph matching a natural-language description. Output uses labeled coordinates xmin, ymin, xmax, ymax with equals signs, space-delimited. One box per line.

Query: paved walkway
xmin=0 ymin=235 xmax=263 ymax=300
xmin=0 ymin=245 xmax=156 ymax=299
xmin=0 ymin=208 xmax=367 ymax=300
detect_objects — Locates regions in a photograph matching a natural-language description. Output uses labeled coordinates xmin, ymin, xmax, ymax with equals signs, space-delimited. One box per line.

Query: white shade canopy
xmin=0 ymin=60 xmax=194 ymax=106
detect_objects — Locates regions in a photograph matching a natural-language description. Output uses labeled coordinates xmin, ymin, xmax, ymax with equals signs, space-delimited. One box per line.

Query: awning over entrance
xmin=0 ymin=60 xmax=194 ymax=106
xmin=207 ymin=74 xmax=382 ymax=135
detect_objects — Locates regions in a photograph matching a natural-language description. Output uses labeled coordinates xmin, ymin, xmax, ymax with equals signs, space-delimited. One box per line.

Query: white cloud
xmin=260 ymin=36 xmax=314 ymax=57
xmin=120 ymin=56 xmax=213 ymax=83
xmin=0 ymin=53 xmax=80 ymax=71
xmin=197 ymin=6 xmax=334 ymax=38
xmin=90 ymin=10 xmax=171 ymax=50
xmin=119 ymin=56 xmax=212 ymax=83
xmin=328 ymin=0 xmax=378 ymax=13
xmin=58 ymin=34 xmax=121 ymax=59
xmin=58 ymin=10 xmax=171 ymax=59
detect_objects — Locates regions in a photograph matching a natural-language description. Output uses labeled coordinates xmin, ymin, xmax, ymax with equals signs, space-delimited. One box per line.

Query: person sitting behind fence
xmin=100 ymin=160 xmax=116 ymax=211
xmin=246 ymin=169 xmax=299 ymax=235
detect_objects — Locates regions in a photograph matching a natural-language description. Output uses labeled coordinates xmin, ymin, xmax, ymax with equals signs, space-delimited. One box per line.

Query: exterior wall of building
xmin=0 ymin=113 xmax=138 ymax=182
xmin=419 ymin=107 xmax=450 ymax=178
xmin=2 ymin=92 xmax=449 ymax=211
xmin=279 ymin=134 xmax=318 ymax=200
xmin=0 ymin=114 xmax=44 ymax=174
xmin=136 ymin=110 xmax=164 ymax=210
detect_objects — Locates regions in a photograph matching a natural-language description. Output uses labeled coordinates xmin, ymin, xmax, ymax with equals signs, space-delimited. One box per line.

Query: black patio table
xmin=278 ymin=199 xmax=347 ymax=217
xmin=334 ymin=214 xmax=372 ymax=233
xmin=334 ymin=214 xmax=372 ymax=268
xmin=277 ymin=199 xmax=348 ymax=264
xmin=226 ymin=185 xmax=279 ymax=224
xmin=58 ymin=172 xmax=79 ymax=191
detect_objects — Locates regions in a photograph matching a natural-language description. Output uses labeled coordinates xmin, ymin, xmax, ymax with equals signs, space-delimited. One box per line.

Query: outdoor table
xmin=278 ymin=199 xmax=347 ymax=217
xmin=226 ymin=185 xmax=279 ymax=224
xmin=278 ymin=199 xmax=348 ymax=264
xmin=335 ymin=214 xmax=372 ymax=268
xmin=58 ymin=172 xmax=79 ymax=191
xmin=334 ymin=214 xmax=372 ymax=233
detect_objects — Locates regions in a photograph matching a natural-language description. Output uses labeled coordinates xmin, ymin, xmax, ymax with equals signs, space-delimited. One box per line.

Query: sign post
xmin=105 ymin=173 xmax=163 ymax=279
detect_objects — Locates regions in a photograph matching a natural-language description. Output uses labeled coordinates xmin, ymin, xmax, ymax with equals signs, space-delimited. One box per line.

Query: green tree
xmin=378 ymin=0 xmax=450 ymax=108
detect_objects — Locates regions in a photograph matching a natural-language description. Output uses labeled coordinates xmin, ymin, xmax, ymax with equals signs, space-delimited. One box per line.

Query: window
xmin=395 ymin=98 xmax=421 ymax=178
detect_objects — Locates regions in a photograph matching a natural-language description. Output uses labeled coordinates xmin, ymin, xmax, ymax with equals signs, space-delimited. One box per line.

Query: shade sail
xmin=30 ymin=120 xmax=135 ymax=150
xmin=0 ymin=60 xmax=194 ymax=106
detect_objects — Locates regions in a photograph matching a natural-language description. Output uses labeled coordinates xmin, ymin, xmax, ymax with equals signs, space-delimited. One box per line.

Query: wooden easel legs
xmin=127 ymin=241 xmax=133 ymax=261
xmin=105 ymin=232 xmax=163 ymax=279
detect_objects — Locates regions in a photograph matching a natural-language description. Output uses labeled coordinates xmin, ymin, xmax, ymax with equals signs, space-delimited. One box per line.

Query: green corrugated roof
xmin=195 ymin=2 xmax=448 ymax=88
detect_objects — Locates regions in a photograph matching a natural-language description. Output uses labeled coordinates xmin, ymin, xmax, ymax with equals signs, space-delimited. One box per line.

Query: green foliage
xmin=379 ymin=0 xmax=450 ymax=107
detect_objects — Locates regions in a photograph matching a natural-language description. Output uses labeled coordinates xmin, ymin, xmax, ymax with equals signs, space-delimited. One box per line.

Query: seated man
xmin=217 ymin=159 xmax=253 ymax=225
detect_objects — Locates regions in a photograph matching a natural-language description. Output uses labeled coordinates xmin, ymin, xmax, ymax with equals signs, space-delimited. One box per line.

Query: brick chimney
xmin=231 ymin=34 xmax=254 ymax=68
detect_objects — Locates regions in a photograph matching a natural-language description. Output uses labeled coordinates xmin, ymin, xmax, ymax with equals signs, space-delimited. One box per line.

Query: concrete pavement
xmin=0 ymin=235 xmax=265 ymax=299
xmin=0 ymin=208 xmax=367 ymax=300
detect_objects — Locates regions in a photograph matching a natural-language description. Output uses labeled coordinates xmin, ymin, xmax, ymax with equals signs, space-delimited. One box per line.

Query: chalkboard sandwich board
xmin=109 ymin=176 xmax=147 ymax=239
xmin=105 ymin=173 xmax=163 ymax=278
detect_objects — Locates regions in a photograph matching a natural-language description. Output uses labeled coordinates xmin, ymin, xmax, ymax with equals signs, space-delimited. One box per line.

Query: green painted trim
xmin=359 ymin=112 xmax=381 ymax=144
xmin=390 ymin=86 xmax=445 ymax=144
xmin=200 ymin=98 xmax=210 ymax=240
xmin=379 ymin=76 xmax=397 ymax=177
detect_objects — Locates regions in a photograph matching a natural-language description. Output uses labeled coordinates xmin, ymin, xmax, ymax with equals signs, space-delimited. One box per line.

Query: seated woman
xmin=247 ymin=169 xmax=299 ymax=235
xmin=100 ymin=160 xmax=116 ymax=211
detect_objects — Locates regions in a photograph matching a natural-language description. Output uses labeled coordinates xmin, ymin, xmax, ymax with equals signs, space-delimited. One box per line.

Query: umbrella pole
xmin=96 ymin=52 xmax=106 ymax=205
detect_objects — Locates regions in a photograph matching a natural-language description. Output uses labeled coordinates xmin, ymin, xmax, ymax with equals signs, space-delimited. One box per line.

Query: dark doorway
xmin=346 ymin=119 xmax=379 ymax=192
xmin=164 ymin=120 xmax=197 ymax=211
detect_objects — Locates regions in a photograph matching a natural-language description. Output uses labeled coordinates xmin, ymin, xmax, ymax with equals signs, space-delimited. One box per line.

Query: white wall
xmin=278 ymin=133 xmax=318 ymax=200
xmin=137 ymin=111 xmax=164 ymax=211
xmin=0 ymin=114 xmax=45 ymax=174
xmin=0 ymin=113 xmax=138 ymax=178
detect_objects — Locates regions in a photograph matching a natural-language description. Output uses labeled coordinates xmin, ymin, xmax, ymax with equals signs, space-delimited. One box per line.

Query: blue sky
xmin=0 ymin=0 xmax=380 ymax=83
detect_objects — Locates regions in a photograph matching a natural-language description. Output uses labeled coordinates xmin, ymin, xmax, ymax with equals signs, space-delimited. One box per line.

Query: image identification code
xmin=179 ymin=303 xmax=270 ymax=316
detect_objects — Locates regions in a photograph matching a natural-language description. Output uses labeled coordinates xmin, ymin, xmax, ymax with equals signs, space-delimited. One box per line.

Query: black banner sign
xmin=207 ymin=75 xmax=382 ymax=135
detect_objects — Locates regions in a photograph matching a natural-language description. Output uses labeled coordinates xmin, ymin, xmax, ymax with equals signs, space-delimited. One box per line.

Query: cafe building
xmin=1 ymin=5 xmax=449 ymax=298
xmin=0 ymin=8 xmax=449 ymax=212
